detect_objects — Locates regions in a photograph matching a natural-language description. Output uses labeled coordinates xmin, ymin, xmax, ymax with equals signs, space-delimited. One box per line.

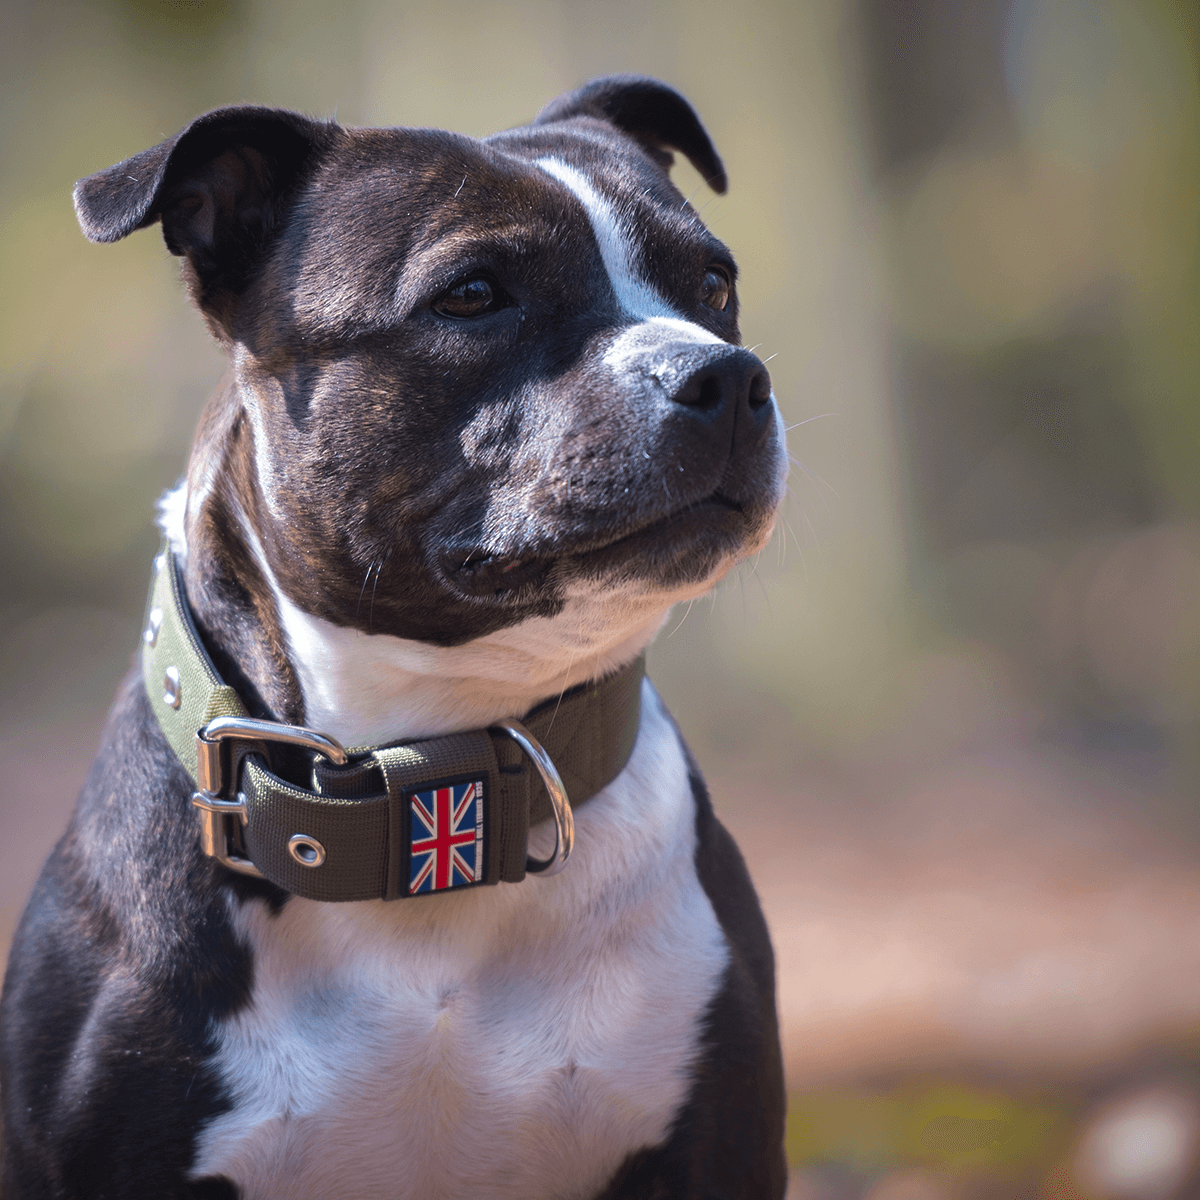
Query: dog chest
xmin=190 ymin=690 xmax=729 ymax=1199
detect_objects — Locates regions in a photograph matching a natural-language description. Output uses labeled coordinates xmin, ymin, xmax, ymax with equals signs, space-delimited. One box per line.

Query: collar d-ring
xmin=490 ymin=717 xmax=574 ymax=876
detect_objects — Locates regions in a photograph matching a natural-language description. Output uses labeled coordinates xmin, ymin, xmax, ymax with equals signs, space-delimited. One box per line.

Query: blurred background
xmin=2 ymin=0 xmax=1198 ymax=1195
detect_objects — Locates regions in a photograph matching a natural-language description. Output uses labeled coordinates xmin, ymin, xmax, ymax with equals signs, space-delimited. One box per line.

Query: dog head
xmin=75 ymin=77 xmax=787 ymax=728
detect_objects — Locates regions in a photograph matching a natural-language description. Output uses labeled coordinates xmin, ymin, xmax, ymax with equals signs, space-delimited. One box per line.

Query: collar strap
xmin=141 ymin=545 xmax=644 ymax=902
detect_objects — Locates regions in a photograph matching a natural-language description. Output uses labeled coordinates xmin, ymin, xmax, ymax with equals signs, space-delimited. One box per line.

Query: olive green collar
xmin=142 ymin=544 xmax=644 ymax=902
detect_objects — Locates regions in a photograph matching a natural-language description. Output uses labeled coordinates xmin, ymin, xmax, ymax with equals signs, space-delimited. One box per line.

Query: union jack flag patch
xmin=408 ymin=779 xmax=484 ymax=894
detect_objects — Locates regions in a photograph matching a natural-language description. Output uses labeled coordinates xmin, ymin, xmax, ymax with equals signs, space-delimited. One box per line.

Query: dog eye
xmin=432 ymin=277 xmax=506 ymax=319
xmin=699 ymin=268 xmax=732 ymax=312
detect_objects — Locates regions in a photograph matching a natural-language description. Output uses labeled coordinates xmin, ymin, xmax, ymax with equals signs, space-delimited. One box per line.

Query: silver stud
xmin=153 ymin=553 xmax=166 ymax=575
xmin=143 ymin=607 xmax=163 ymax=648
xmin=163 ymin=666 xmax=182 ymax=710
xmin=288 ymin=834 xmax=326 ymax=868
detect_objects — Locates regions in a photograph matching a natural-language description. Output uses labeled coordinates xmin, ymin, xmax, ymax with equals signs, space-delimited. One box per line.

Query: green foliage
xmin=786 ymin=1081 xmax=1074 ymax=1177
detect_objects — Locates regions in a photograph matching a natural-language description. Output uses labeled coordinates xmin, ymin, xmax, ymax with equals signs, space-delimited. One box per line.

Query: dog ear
xmin=74 ymin=106 xmax=336 ymax=316
xmin=534 ymin=75 xmax=727 ymax=194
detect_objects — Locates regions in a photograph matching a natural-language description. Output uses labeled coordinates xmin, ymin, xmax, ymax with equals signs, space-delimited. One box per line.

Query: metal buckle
xmin=192 ymin=715 xmax=347 ymax=878
xmin=490 ymin=718 xmax=574 ymax=877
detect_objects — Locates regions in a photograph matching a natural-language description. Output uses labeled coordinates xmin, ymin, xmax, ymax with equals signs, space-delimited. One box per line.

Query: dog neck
xmin=163 ymin=473 xmax=667 ymax=748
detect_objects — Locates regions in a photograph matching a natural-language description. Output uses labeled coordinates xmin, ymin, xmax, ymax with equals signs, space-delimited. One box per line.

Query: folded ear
xmin=534 ymin=75 xmax=727 ymax=194
xmin=74 ymin=106 xmax=337 ymax=320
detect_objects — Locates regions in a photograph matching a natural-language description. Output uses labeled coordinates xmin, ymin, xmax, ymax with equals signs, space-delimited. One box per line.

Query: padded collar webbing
xmin=142 ymin=545 xmax=644 ymax=901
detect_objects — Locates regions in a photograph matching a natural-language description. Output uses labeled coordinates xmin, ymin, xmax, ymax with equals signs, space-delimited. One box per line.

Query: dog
xmin=1 ymin=76 xmax=788 ymax=1199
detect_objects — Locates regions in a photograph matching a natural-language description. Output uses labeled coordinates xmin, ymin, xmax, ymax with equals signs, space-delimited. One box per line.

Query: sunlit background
xmin=2 ymin=1 xmax=1199 ymax=1196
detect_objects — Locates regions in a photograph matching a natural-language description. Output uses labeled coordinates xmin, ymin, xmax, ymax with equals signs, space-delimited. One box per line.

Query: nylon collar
xmin=141 ymin=544 xmax=644 ymax=902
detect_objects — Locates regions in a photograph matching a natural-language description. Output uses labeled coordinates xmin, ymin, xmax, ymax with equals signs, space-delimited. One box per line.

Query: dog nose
xmin=666 ymin=347 xmax=773 ymax=439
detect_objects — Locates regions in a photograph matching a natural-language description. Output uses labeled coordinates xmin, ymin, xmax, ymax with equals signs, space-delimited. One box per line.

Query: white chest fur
xmin=190 ymin=682 xmax=728 ymax=1200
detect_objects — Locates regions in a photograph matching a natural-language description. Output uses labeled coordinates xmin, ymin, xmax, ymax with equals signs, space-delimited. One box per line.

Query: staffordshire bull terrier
xmin=1 ymin=75 xmax=788 ymax=1199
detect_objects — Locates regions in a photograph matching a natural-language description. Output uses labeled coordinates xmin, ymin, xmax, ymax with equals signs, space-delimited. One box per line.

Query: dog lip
xmin=445 ymin=549 xmax=524 ymax=571
xmin=438 ymin=549 xmax=552 ymax=600
xmin=706 ymin=490 xmax=743 ymax=514
xmin=581 ymin=490 xmax=745 ymax=554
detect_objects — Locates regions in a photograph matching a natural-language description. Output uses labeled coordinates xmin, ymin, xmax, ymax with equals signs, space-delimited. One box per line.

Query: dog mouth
xmin=437 ymin=549 xmax=555 ymax=599
xmin=438 ymin=490 xmax=745 ymax=601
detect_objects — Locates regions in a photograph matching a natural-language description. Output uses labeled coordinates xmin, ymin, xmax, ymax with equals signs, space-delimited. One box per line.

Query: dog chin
xmin=553 ymin=528 xmax=777 ymax=635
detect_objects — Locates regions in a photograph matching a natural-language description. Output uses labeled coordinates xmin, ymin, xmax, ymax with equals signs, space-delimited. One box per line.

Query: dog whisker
xmin=355 ymin=558 xmax=380 ymax=625
xmin=788 ymin=454 xmax=838 ymax=505
xmin=666 ymin=598 xmax=696 ymax=637
xmin=368 ymin=553 xmax=388 ymax=633
xmin=784 ymin=412 xmax=834 ymax=432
